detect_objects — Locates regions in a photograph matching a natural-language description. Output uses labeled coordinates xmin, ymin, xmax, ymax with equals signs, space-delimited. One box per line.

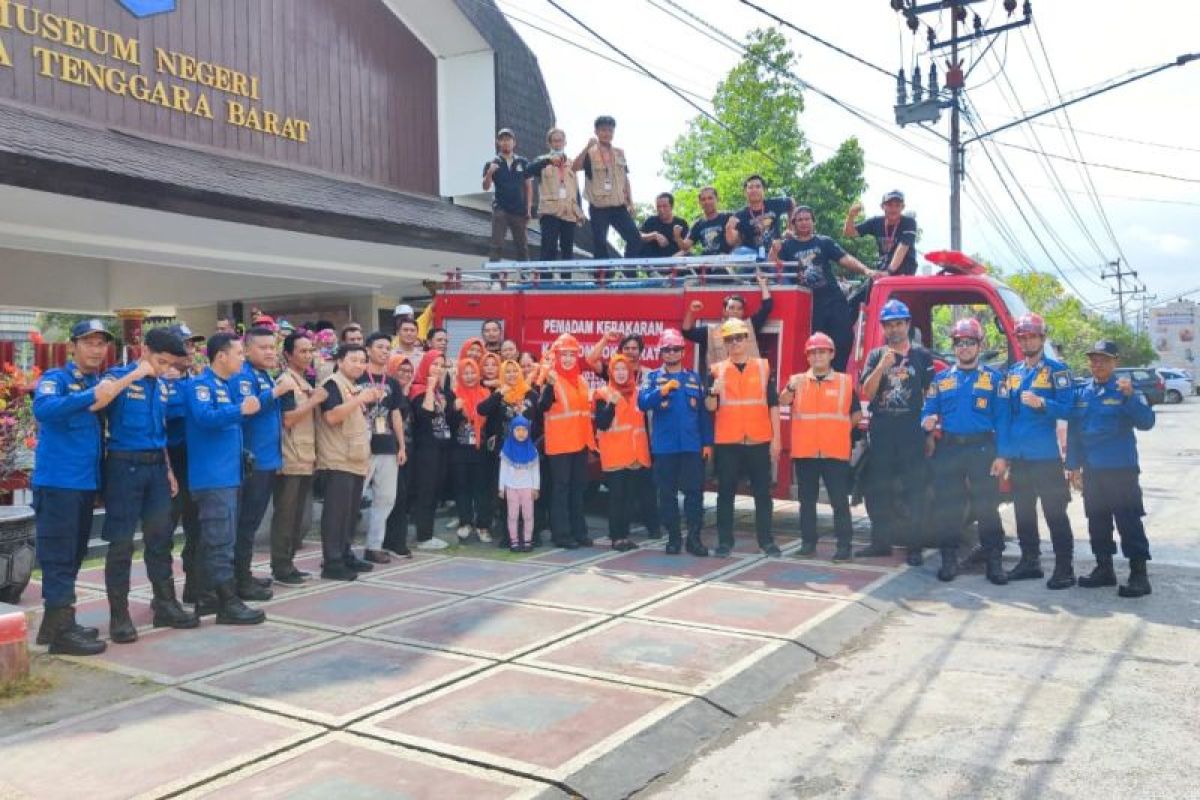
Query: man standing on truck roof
xmin=482 ymin=128 xmax=532 ymax=263
xmin=706 ymin=318 xmax=782 ymax=558
xmin=859 ymin=299 xmax=935 ymax=564
xmin=682 ymin=273 xmax=772 ymax=369
xmin=843 ymin=190 xmax=919 ymax=276
xmin=574 ymin=115 xmax=640 ymax=273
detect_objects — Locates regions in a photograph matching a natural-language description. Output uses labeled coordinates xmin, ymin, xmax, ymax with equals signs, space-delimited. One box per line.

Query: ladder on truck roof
xmin=443 ymin=254 xmax=805 ymax=291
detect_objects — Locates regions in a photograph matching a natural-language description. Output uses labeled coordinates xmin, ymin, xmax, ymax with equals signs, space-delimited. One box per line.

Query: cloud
xmin=1127 ymin=225 xmax=1191 ymax=256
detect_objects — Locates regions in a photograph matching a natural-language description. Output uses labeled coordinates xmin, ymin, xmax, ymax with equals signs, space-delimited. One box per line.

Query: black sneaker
xmin=320 ymin=563 xmax=358 ymax=581
xmin=272 ymin=571 xmax=306 ymax=586
xmin=345 ymin=554 xmax=375 ymax=573
xmin=797 ymin=540 xmax=818 ymax=557
xmin=714 ymin=545 xmax=733 ymax=558
xmin=762 ymin=544 xmax=783 ymax=558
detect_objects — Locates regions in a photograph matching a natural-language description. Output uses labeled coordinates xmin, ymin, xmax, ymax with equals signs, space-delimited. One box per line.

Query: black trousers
xmin=863 ymin=420 xmax=927 ymax=549
xmin=930 ymin=440 xmax=1004 ymax=551
xmin=235 ymin=469 xmax=274 ymax=573
xmin=412 ymin=443 xmax=449 ymax=541
xmin=794 ymin=458 xmax=853 ymax=546
xmin=589 ymin=205 xmax=641 ymax=262
xmin=452 ymin=458 xmax=491 ymax=528
xmin=1082 ymin=467 xmax=1150 ymax=561
xmin=539 ymin=214 xmax=576 ymax=268
xmin=715 ymin=443 xmax=775 ymax=548
xmin=383 ymin=464 xmax=411 ymax=553
xmin=270 ymin=473 xmax=313 ymax=574
xmin=605 ymin=467 xmax=655 ymax=541
xmin=1010 ymin=458 xmax=1073 ymax=558
xmin=549 ymin=449 xmax=589 ymax=544
xmin=811 ymin=300 xmax=853 ymax=373
xmin=167 ymin=444 xmax=201 ymax=577
xmin=319 ymin=470 xmax=364 ymax=567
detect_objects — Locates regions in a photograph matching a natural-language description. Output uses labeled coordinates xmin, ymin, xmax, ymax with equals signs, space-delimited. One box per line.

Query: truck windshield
xmin=996 ymin=283 xmax=1031 ymax=319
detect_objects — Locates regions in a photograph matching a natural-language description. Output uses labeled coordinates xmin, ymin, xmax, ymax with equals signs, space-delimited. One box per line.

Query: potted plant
xmin=0 ymin=361 xmax=39 ymax=604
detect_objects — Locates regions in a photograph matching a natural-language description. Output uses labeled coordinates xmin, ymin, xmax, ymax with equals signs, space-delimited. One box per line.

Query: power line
xmin=990 ymin=140 xmax=1200 ymax=184
xmin=733 ymin=0 xmax=895 ymax=80
xmin=1027 ymin=120 xmax=1200 ymax=154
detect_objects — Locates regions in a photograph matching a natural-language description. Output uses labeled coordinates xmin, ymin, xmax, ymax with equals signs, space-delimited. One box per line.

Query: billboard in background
xmin=1150 ymin=302 xmax=1197 ymax=369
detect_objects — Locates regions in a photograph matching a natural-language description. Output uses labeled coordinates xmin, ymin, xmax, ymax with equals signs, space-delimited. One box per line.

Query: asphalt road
xmin=643 ymin=398 xmax=1200 ymax=800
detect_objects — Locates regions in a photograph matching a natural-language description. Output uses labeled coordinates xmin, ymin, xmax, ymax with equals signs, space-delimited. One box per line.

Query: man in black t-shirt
xmin=639 ymin=192 xmax=689 ymax=260
xmin=774 ymin=206 xmax=880 ymax=371
xmin=482 ymin=128 xmax=531 ymax=262
xmin=725 ymin=174 xmax=793 ymax=259
xmin=682 ymin=186 xmax=732 ymax=257
xmin=843 ymin=190 xmax=919 ymax=275
xmin=858 ymin=300 xmax=935 ymax=563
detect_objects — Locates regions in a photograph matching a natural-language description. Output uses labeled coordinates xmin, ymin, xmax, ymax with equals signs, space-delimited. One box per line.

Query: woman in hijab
xmin=594 ymin=354 xmax=650 ymax=552
xmin=537 ymin=333 xmax=595 ymax=549
xmin=409 ymin=350 xmax=455 ymax=550
xmin=450 ymin=357 xmax=491 ymax=542
xmin=479 ymin=359 xmax=542 ymax=547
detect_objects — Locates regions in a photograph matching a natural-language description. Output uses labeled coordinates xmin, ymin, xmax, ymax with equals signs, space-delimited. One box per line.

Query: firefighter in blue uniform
xmin=922 ymin=318 xmax=1010 ymax=584
xmin=232 ymin=327 xmax=296 ymax=601
xmin=637 ymin=327 xmax=713 ymax=556
xmin=164 ymin=324 xmax=206 ymax=607
xmin=185 ymin=333 xmax=267 ymax=624
xmin=998 ymin=313 xmax=1077 ymax=589
xmin=101 ymin=327 xmax=199 ymax=643
xmin=31 ymin=319 xmax=123 ymax=655
xmin=1066 ymin=340 xmax=1156 ymax=598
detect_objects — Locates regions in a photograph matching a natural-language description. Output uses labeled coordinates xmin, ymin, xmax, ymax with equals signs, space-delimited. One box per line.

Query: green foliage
xmin=661 ymin=29 xmax=872 ymax=266
xmin=36 ymin=313 xmax=118 ymax=343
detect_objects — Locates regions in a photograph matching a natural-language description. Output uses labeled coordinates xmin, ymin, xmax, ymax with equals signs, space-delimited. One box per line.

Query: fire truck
xmin=433 ymin=251 xmax=1033 ymax=498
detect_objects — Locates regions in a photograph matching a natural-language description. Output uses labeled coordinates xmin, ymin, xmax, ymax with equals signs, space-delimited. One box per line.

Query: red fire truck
xmin=433 ymin=251 xmax=1033 ymax=497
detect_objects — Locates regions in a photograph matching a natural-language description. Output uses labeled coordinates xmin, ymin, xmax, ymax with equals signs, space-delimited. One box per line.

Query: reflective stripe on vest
xmin=789 ymin=371 xmax=852 ymax=460
xmin=713 ymin=358 xmax=773 ymax=445
xmin=545 ymin=376 xmax=593 ymax=455
xmin=597 ymin=398 xmax=651 ymax=470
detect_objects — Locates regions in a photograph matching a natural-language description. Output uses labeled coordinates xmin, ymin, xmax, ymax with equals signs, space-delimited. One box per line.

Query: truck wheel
xmin=1166 ymin=389 xmax=1183 ymax=404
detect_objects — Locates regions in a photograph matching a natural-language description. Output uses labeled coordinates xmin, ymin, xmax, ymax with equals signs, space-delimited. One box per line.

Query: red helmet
xmin=950 ymin=318 xmax=984 ymax=342
xmin=1014 ymin=313 xmax=1046 ymax=337
xmin=805 ymin=332 xmax=836 ymax=353
xmin=659 ymin=328 xmax=685 ymax=349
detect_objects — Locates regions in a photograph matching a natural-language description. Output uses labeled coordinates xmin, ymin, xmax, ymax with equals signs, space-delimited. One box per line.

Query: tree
xmin=661 ymin=28 xmax=871 ymax=264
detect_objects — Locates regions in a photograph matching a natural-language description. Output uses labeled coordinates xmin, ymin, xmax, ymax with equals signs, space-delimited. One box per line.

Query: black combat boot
xmin=150 ymin=578 xmax=200 ymax=629
xmin=937 ymin=548 xmax=959 ymax=582
xmin=43 ymin=607 xmax=107 ymax=656
xmin=107 ymin=594 xmax=138 ymax=644
xmin=797 ymin=540 xmax=818 ymax=557
xmin=855 ymin=542 xmax=893 ymax=558
xmin=665 ymin=528 xmax=682 ymax=556
xmin=235 ymin=555 xmax=274 ymax=602
xmin=1077 ymin=554 xmax=1117 ymax=588
xmin=985 ymin=550 xmax=1009 ymax=586
xmin=1118 ymin=558 xmax=1152 ymax=598
xmin=36 ymin=608 xmax=97 ymax=645
xmin=1006 ymin=550 xmax=1044 ymax=581
xmin=905 ymin=548 xmax=924 ymax=567
xmin=958 ymin=544 xmax=988 ymax=572
xmin=684 ymin=528 xmax=709 ymax=557
xmin=1046 ymin=554 xmax=1076 ymax=590
xmin=215 ymin=580 xmax=266 ymax=625
xmin=832 ymin=537 xmax=853 ymax=562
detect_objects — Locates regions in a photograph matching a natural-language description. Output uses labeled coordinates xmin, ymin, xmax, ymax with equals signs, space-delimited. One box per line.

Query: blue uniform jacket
xmin=185 ymin=368 xmax=244 ymax=491
xmin=235 ymin=363 xmax=282 ymax=471
xmin=921 ymin=364 xmax=1008 ymax=448
xmin=103 ymin=363 xmax=169 ymax=452
xmin=637 ymin=367 xmax=713 ymax=454
xmin=1065 ymin=378 xmax=1155 ymax=471
xmin=165 ymin=375 xmax=188 ymax=448
xmin=998 ymin=356 xmax=1073 ymax=461
xmin=31 ymin=362 xmax=101 ymax=490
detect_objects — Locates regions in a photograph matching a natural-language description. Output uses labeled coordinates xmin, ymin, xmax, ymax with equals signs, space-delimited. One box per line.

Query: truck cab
xmin=433 ymin=251 xmax=1030 ymax=498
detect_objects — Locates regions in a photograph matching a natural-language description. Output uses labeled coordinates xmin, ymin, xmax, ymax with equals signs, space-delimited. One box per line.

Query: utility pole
xmin=891 ymin=1 xmax=1031 ymax=252
xmin=1101 ymin=258 xmax=1139 ymax=328
xmin=1138 ymin=293 xmax=1156 ymax=337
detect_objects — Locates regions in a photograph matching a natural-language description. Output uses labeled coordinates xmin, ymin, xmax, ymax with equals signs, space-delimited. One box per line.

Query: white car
xmin=1156 ymin=368 xmax=1194 ymax=404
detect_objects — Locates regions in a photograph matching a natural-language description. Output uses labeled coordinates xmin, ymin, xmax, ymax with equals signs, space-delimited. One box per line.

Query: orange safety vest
xmin=712 ymin=358 xmax=774 ymax=445
xmin=596 ymin=395 xmax=651 ymax=471
xmin=544 ymin=375 xmax=594 ymax=455
xmin=789 ymin=371 xmax=853 ymax=461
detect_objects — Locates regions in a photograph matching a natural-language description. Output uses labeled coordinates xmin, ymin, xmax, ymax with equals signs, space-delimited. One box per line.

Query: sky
xmin=495 ymin=0 xmax=1199 ymax=321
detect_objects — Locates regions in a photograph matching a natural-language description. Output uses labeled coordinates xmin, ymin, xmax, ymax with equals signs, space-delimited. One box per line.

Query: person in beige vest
xmin=572 ymin=114 xmax=641 ymax=277
xmin=529 ymin=127 xmax=584 ymax=280
xmin=316 ymin=344 xmax=381 ymax=581
xmin=270 ymin=333 xmax=328 ymax=584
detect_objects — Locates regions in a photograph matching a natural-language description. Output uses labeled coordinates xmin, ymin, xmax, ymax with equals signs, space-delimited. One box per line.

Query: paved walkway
xmin=1 ymin=504 xmax=915 ymax=800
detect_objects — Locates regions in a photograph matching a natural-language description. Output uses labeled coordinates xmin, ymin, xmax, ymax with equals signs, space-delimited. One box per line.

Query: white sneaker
xmin=456 ymin=525 xmax=473 ymax=541
xmin=477 ymin=529 xmax=493 ymax=543
xmin=417 ymin=538 xmax=449 ymax=550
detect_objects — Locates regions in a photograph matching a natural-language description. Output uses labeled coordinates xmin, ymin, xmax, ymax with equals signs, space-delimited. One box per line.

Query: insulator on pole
xmin=897 ymin=68 xmax=909 ymax=104
xmin=912 ymin=66 xmax=924 ymax=102
xmin=929 ymin=63 xmax=939 ymax=95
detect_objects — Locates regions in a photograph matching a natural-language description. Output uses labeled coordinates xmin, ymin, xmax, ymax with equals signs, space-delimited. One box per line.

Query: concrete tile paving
xmin=366 ymin=556 xmax=556 ymax=595
xmin=260 ymin=582 xmax=459 ymax=633
xmin=490 ymin=568 xmax=686 ymax=614
xmin=631 ymin=582 xmax=851 ymax=639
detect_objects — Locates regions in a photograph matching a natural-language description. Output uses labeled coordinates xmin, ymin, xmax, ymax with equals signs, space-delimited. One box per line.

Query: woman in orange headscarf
xmin=410 ymin=350 xmax=454 ymax=550
xmin=449 ymin=357 xmax=491 ymax=542
xmin=537 ymin=334 xmax=594 ymax=549
xmin=594 ymin=354 xmax=651 ymax=551
xmin=479 ymin=359 xmax=542 ymax=547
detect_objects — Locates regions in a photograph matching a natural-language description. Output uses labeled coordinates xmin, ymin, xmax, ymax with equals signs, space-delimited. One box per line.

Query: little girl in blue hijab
xmin=498 ymin=416 xmax=540 ymax=552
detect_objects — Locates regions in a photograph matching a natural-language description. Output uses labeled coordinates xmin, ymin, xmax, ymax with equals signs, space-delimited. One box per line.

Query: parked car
xmin=1113 ymin=367 xmax=1165 ymax=406
xmin=1156 ymin=368 xmax=1193 ymax=404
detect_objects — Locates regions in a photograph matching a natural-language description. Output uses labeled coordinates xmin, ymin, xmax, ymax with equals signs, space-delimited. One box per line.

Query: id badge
xmin=557 ymin=185 xmax=567 ymax=199
xmin=603 ymin=180 xmax=613 ymax=192
xmin=373 ymin=415 xmax=388 ymax=435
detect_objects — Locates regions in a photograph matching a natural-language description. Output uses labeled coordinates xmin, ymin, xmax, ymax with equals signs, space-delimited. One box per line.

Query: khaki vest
xmin=279 ymin=368 xmax=317 ymax=475
xmin=583 ymin=144 xmax=629 ymax=208
xmin=315 ymin=371 xmax=371 ymax=476
xmin=536 ymin=155 xmax=584 ymax=221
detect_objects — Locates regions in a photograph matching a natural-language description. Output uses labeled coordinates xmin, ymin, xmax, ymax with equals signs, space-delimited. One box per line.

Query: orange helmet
xmin=950 ymin=318 xmax=984 ymax=342
xmin=805 ymin=332 xmax=836 ymax=353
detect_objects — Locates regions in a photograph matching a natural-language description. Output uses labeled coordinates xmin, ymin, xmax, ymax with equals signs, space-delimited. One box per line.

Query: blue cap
xmin=882 ymin=190 xmax=905 ymax=204
xmin=880 ymin=299 xmax=911 ymax=322
xmin=168 ymin=323 xmax=205 ymax=342
xmin=1086 ymin=340 xmax=1119 ymax=358
xmin=69 ymin=319 xmax=114 ymax=341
